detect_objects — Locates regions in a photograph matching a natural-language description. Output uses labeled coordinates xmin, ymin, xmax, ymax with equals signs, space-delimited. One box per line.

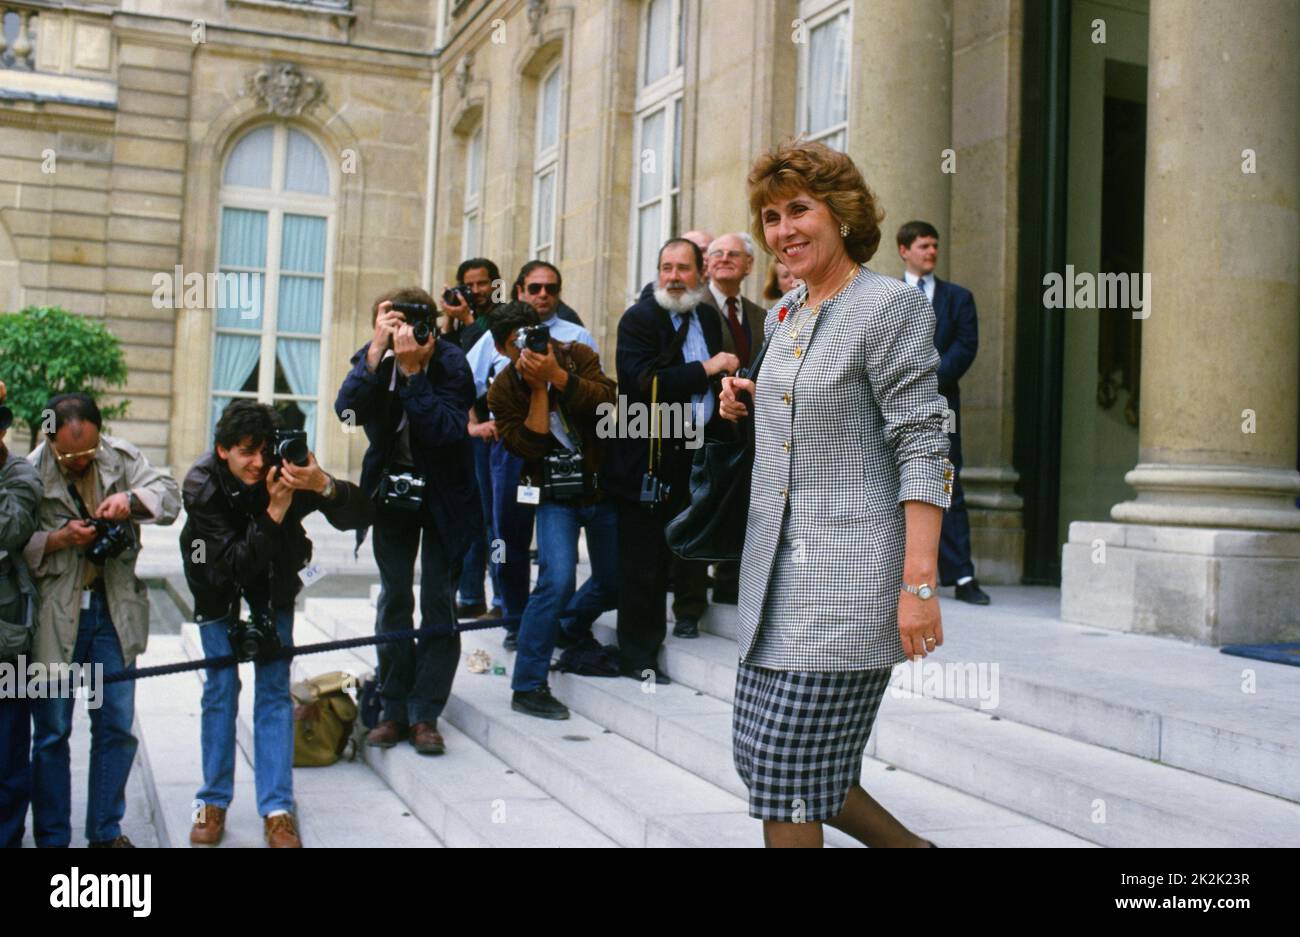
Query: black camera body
xmin=380 ymin=471 xmax=426 ymax=512
xmin=639 ymin=472 xmax=671 ymax=507
xmin=391 ymin=301 xmax=434 ymax=346
xmin=442 ymin=284 xmax=474 ymax=309
xmin=541 ymin=449 xmax=587 ymax=501
xmin=85 ymin=519 xmax=135 ymax=566
xmin=514 ymin=324 xmax=550 ymax=355
xmin=227 ymin=610 xmax=282 ymax=663
xmin=270 ymin=428 xmax=310 ymax=468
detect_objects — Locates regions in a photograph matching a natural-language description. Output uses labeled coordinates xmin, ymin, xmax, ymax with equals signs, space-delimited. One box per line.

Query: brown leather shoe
xmin=264 ymin=813 xmax=302 ymax=848
xmin=409 ymin=722 xmax=445 ymax=755
xmin=365 ymin=720 xmax=408 ymax=748
xmin=189 ymin=804 xmax=226 ymax=846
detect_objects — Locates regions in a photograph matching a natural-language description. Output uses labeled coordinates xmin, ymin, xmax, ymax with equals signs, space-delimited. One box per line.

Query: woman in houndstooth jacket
xmin=720 ymin=140 xmax=954 ymax=848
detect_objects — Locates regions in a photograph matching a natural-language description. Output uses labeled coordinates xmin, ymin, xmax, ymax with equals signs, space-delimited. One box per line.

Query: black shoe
xmin=954 ymin=579 xmax=991 ymax=605
xmin=456 ymin=601 xmax=487 ymax=618
xmin=512 ymin=686 xmax=571 ymax=720
xmin=88 ymin=835 xmax=135 ymax=848
xmin=620 ymin=665 xmax=671 ymax=685
xmin=503 ymin=631 xmax=519 ymax=651
xmin=672 ymin=618 xmax=699 ymax=639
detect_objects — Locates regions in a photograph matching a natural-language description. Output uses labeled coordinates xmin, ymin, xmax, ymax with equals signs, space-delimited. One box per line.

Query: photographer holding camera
xmin=335 ymin=287 xmax=480 ymax=757
xmin=486 ymin=303 xmax=618 ymax=720
xmin=438 ymin=257 xmax=502 ymax=354
xmin=0 ymin=381 xmax=42 ymax=849
xmin=181 ymin=400 xmax=370 ymax=848
xmin=23 ymin=393 xmax=180 ymax=848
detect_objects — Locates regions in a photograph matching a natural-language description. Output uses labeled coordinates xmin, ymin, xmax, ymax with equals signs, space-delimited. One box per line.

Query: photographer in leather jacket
xmin=180 ymin=400 xmax=370 ymax=848
xmin=486 ymin=303 xmax=618 ymax=720
xmin=334 ymin=287 xmax=480 ymax=757
xmin=0 ymin=380 xmax=42 ymax=849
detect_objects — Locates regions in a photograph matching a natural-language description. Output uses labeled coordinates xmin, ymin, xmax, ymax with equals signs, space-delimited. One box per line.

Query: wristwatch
xmin=320 ymin=474 xmax=337 ymax=500
xmin=901 ymin=581 xmax=935 ymax=600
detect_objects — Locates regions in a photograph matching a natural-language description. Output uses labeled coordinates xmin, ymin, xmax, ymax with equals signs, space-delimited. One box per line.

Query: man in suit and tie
xmin=693 ymin=232 xmax=768 ymax=610
xmin=605 ymin=238 xmax=738 ymax=680
xmin=897 ymin=220 xmax=990 ymax=605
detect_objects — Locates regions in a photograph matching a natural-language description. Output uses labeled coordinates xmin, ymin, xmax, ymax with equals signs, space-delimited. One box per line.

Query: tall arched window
xmin=530 ymin=60 xmax=564 ymax=261
xmin=212 ymin=123 xmax=334 ymax=449
xmin=630 ymin=0 xmax=686 ymax=296
xmin=797 ymin=0 xmax=851 ymax=151
xmin=462 ymin=125 xmax=485 ymax=256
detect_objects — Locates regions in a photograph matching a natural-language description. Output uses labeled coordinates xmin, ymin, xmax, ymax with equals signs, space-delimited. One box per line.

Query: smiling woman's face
xmin=760 ymin=191 xmax=844 ymax=283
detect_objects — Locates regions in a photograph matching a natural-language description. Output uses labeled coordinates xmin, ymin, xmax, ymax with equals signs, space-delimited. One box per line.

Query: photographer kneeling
xmin=487 ymin=303 xmax=618 ymax=720
xmin=181 ymin=401 xmax=370 ymax=848
xmin=335 ymin=289 xmax=479 ymax=756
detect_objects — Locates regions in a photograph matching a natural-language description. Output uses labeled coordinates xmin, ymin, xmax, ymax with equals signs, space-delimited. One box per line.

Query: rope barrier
xmin=102 ymin=614 xmax=520 ymax=684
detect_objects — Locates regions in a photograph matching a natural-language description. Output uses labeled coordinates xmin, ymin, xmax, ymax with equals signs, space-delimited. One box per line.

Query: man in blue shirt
xmin=464 ymin=261 xmax=597 ymax=650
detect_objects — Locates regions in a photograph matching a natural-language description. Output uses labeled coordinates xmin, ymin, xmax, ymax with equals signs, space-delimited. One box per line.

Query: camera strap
xmin=64 ymin=472 xmax=95 ymax=523
xmin=647 ymin=375 xmax=662 ymax=477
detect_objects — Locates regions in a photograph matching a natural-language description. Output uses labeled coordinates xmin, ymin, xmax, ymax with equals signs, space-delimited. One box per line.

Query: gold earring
xmin=840 ymin=223 xmax=850 ymax=238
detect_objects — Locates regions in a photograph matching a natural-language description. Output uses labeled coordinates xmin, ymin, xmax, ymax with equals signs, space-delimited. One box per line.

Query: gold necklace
xmin=788 ymin=266 xmax=858 ymax=356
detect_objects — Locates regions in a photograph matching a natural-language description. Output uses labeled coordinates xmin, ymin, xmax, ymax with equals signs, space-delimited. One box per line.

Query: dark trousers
xmin=939 ymin=428 xmax=975 ymax=585
xmin=489 ymin=441 xmax=535 ymax=626
xmin=456 ymin=436 xmax=495 ymax=608
xmin=0 ymin=696 xmax=31 ymax=848
xmin=670 ymin=556 xmax=710 ymax=620
xmin=372 ymin=505 xmax=462 ymax=727
xmin=615 ymin=483 xmax=687 ymax=672
xmin=711 ymin=560 xmax=740 ymax=601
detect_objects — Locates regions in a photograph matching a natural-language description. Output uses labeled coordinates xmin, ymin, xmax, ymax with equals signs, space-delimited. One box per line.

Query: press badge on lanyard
xmin=517 ymin=484 xmax=541 ymax=505
xmin=81 ymin=590 xmax=92 ymax=610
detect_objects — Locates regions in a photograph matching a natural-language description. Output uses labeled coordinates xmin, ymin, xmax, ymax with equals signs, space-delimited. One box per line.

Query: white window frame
xmin=796 ymin=0 xmax=851 ymax=151
xmin=628 ymin=0 xmax=686 ymax=299
xmin=530 ymin=60 xmax=564 ymax=261
xmin=462 ymin=125 xmax=485 ymax=256
xmin=213 ymin=122 xmax=336 ymax=457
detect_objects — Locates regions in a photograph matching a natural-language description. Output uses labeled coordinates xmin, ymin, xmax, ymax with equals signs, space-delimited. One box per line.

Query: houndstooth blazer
xmin=736 ymin=265 xmax=954 ymax=671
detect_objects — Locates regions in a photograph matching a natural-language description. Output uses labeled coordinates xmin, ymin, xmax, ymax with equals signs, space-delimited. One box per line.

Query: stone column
xmin=849 ymin=0 xmax=952 ymax=279
xmin=1062 ymin=0 xmax=1300 ymax=644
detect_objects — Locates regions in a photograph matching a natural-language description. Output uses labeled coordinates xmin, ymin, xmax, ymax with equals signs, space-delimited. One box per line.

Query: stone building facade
xmin=0 ymin=0 xmax=1295 ymax=644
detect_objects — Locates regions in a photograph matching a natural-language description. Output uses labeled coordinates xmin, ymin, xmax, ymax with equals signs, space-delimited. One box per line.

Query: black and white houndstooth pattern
xmin=737 ymin=265 xmax=953 ymax=671
xmin=732 ymin=663 xmax=894 ymax=821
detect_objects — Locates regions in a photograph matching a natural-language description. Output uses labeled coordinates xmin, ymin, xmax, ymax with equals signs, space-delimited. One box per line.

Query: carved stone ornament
xmin=527 ymin=0 xmax=549 ymax=37
xmin=454 ymin=52 xmax=475 ymax=97
xmin=243 ymin=62 xmax=327 ymax=117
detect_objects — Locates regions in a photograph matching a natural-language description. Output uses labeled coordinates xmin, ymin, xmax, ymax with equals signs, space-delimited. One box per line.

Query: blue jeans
xmin=512 ymin=498 xmax=620 ymax=692
xmin=489 ymin=441 xmax=535 ymax=626
xmin=30 ymin=592 xmax=137 ymax=847
xmin=195 ymin=609 xmax=295 ymax=817
xmin=0 ymin=696 xmax=31 ymax=848
xmin=457 ymin=436 xmax=501 ymax=609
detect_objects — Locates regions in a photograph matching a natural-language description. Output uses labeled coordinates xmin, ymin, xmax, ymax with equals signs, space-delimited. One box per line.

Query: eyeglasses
xmin=53 ymin=443 xmax=100 ymax=464
xmin=708 ymin=250 xmax=747 ymax=261
xmin=525 ymin=282 xmax=560 ymax=296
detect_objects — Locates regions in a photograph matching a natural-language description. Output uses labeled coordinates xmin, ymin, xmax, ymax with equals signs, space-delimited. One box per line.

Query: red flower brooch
xmin=776 ymin=304 xmax=789 ymax=323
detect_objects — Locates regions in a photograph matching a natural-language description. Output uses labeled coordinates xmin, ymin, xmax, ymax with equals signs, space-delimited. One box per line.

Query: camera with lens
xmin=391 ymin=301 xmax=435 ymax=346
xmin=441 ymin=284 xmax=474 ymax=309
xmin=269 ymin=427 xmax=310 ymax=468
xmin=514 ymin=324 xmax=551 ymax=356
xmin=85 ymin=518 xmax=135 ymax=566
xmin=541 ymin=448 xmax=588 ymax=501
xmin=227 ymin=610 xmax=282 ymax=663
xmin=380 ymin=471 xmax=426 ymax=512
xmin=639 ymin=472 xmax=671 ymax=507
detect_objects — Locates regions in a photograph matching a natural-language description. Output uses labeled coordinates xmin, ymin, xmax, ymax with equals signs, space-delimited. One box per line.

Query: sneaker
xmin=511 ymin=686 xmax=571 ymax=720
xmin=87 ymin=835 xmax=135 ymax=848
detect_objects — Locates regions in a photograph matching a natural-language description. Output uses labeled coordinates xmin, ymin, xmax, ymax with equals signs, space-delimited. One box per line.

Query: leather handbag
xmin=665 ymin=333 xmax=771 ymax=562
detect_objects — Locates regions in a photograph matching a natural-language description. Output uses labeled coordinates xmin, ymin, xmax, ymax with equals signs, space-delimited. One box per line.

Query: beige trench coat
xmin=23 ymin=435 xmax=180 ymax=668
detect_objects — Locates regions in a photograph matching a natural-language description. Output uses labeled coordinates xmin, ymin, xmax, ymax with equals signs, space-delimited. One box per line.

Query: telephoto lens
xmin=273 ymin=428 xmax=310 ymax=467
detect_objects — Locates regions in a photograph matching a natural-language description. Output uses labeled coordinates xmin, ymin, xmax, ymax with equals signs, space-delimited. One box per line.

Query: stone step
xmin=591 ymin=620 xmax=1300 ymax=847
xmin=177 ymin=622 xmax=443 ymax=848
xmin=303 ymin=599 xmax=776 ymax=847
xmin=702 ymin=591 xmax=1300 ymax=803
xmin=454 ymin=628 xmax=1092 ymax=848
xmin=293 ymin=607 xmax=617 ymax=848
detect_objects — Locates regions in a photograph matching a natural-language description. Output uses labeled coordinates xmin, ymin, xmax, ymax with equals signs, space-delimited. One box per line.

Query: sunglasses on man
xmin=52 ymin=442 xmax=101 ymax=465
xmin=524 ymin=282 xmax=560 ymax=296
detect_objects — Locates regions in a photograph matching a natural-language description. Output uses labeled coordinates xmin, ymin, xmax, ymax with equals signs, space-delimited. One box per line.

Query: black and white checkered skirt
xmin=732 ymin=663 xmax=893 ymax=822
